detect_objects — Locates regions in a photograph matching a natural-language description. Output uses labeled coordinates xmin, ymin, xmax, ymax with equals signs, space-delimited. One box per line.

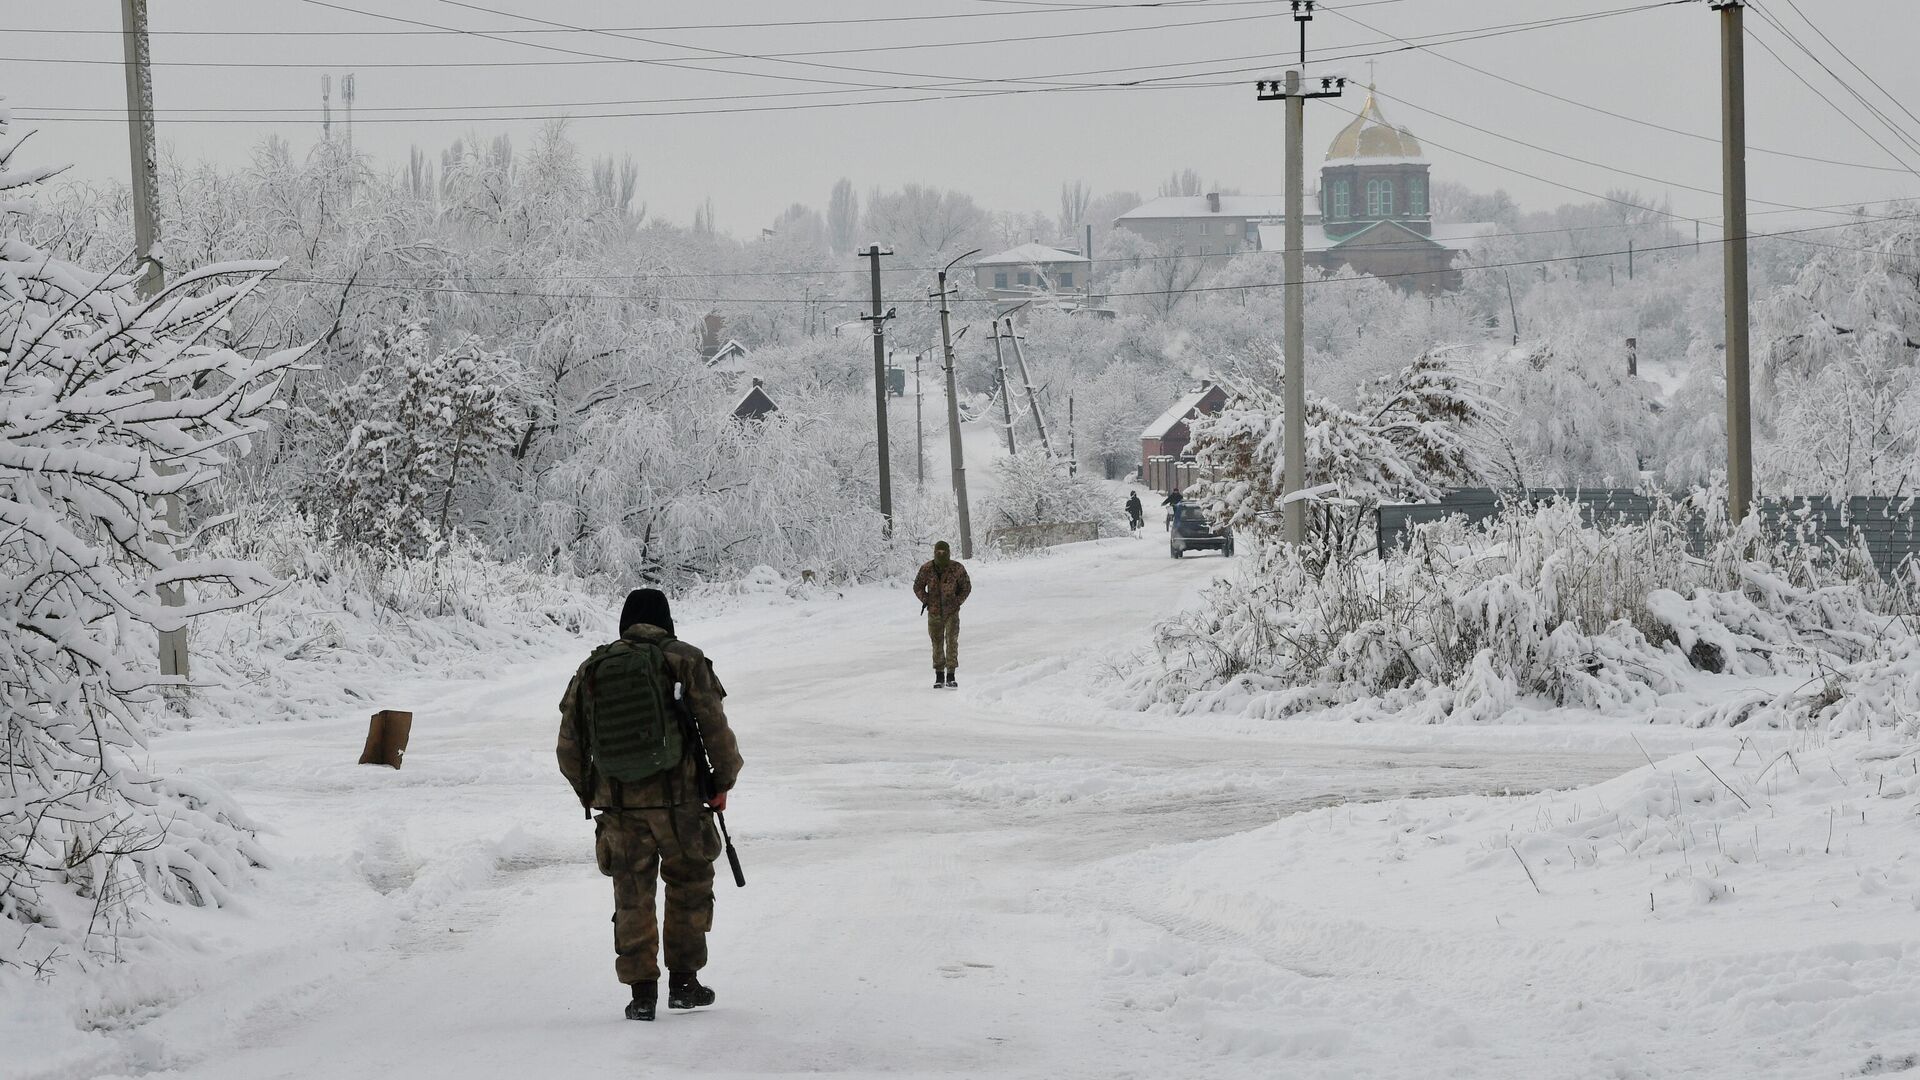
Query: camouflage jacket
xmin=912 ymin=559 xmax=972 ymax=618
xmin=556 ymin=623 xmax=743 ymax=811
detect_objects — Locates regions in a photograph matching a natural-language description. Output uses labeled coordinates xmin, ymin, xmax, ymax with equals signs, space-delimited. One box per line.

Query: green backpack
xmin=581 ymin=638 xmax=684 ymax=783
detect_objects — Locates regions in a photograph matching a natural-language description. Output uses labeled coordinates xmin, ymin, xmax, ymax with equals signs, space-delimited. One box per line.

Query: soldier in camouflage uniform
xmin=558 ymin=588 xmax=744 ymax=1021
xmin=912 ymin=540 xmax=972 ymax=689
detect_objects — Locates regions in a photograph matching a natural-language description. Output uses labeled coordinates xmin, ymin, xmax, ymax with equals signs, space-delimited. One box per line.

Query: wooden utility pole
xmin=1003 ymin=315 xmax=1052 ymax=456
xmin=1257 ymin=1 xmax=1345 ymax=545
xmin=859 ymin=245 xmax=897 ymax=535
xmin=1713 ymin=0 xmax=1753 ymax=522
xmin=989 ymin=321 xmax=1018 ymax=455
xmin=935 ymin=251 xmax=981 ymax=557
xmin=122 ymin=0 xmax=189 ymax=683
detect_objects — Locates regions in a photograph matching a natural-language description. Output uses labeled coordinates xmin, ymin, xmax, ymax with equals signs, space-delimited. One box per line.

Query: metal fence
xmin=1376 ymin=488 xmax=1920 ymax=579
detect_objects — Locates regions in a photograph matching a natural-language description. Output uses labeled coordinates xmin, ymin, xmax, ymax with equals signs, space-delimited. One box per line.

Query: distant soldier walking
xmin=913 ymin=540 xmax=972 ymax=689
xmin=557 ymin=588 xmax=744 ymax=1022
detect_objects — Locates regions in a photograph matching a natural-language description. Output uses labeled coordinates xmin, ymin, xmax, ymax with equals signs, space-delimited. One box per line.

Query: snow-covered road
xmin=45 ymin=537 xmax=1654 ymax=1080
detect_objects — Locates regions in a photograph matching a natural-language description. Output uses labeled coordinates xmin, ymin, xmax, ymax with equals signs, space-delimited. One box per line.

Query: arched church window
xmin=1331 ymin=180 xmax=1350 ymax=218
xmin=1410 ymin=176 xmax=1427 ymax=215
xmin=1366 ymin=178 xmax=1394 ymax=216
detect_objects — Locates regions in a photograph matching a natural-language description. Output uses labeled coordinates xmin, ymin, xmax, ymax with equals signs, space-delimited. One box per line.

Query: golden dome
xmin=1325 ymin=88 xmax=1424 ymax=161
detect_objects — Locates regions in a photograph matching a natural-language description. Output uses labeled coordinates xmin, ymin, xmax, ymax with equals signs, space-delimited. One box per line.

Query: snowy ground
xmin=13 ymin=530 xmax=1917 ymax=1079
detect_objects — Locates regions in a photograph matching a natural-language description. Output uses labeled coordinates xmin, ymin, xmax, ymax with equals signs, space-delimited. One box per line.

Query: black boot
xmin=625 ymin=980 xmax=658 ymax=1021
xmin=668 ymin=972 xmax=716 ymax=1010
xmin=935 ymin=668 xmax=946 ymax=689
xmin=945 ymin=670 xmax=958 ymax=688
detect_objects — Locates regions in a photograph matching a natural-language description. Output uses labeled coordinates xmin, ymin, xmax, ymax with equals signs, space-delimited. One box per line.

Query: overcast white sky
xmin=8 ymin=0 xmax=1917 ymax=236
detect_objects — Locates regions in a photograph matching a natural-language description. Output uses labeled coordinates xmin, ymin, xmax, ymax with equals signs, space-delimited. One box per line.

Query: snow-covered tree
xmin=307 ymin=323 xmax=526 ymax=556
xmin=1 ymin=116 xmax=303 ymax=962
xmin=1188 ymin=349 xmax=1500 ymax=560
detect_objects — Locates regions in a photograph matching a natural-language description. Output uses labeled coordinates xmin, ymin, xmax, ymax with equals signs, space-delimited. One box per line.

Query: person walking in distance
xmin=1125 ymin=490 xmax=1145 ymax=533
xmin=913 ymin=540 xmax=972 ymax=689
xmin=557 ymin=588 xmax=744 ymax=1021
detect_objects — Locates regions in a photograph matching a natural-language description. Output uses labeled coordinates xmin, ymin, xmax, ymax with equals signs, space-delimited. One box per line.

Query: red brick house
xmin=1140 ymin=383 xmax=1228 ymax=493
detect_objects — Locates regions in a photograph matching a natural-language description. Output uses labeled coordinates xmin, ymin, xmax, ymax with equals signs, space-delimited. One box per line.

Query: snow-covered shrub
xmin=303 ymin=323 xmax=526 ymax=557
xmin=182 ymin=504 xmax=605 ymax=727
xmin=1186 ymin=348 xmax=1500 ymax=563
xmin=0 ymin=116 xmax=305 ymax=967
xmin=1137 ymin=493 xmax=1911 ymax=729
xmin=982 ymin=451 xmax=1122 ymax=534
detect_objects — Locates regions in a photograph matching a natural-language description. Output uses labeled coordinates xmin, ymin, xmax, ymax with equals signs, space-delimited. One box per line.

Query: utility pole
xmin=1068 ymin=396 xmax=1077 ymax=476
xmin=989 ymin=320 xmax=1018 ymax=455
xmin=935 ymin=251 xmax=981 ymax=557
xmin=121 ymin=0 xmax=189 ymax=684
xmin=914 ymin=349 xmax=926 ymax=487
xmin=1004 ymin=315 xmax=1052 ymax=457
xmin=1083 ymin=222 xmax=1095 ymax=312
xmin=1257 ymin=0 xmax=1345 ymax=545
xmin=1713 ymin=0 xmax=1753 ymax=522
xmin=859 ymin=245 xmax=897 ymax=535
xmin=1628 ymin=241 xmax=1635 ymax=281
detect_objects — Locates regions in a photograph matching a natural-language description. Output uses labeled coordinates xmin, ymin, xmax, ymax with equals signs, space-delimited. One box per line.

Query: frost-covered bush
xmin=183 ymin=504 xmax=605 ymax=727
xmin=1137 ymin=493 xmax=1912 ymax=730
xmin=0 ymin=115 xmax=304 ymax=967
xmin=302 ymin=323 xmax=527 ymax=557
xmin=982 ymin=451 xmax=1122 ymax=534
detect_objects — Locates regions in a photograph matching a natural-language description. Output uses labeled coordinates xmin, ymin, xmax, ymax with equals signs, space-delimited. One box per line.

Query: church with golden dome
xmin=1112 ymin=86 xmax=1494 ymax=293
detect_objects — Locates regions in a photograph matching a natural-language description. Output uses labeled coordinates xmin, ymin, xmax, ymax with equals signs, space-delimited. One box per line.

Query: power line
xmin=0 ymin=1 xmax=1338 ymax=35
xmin=1743 ymin=2 xmax=1920 ymax=169
xmin=12 ymin=4 xmax=1695 ymax=125
xmin=254 ymin=216 xmax=1920 ymax=304
xmin=4 ymin=2 xmax=1682 ymax=77
xmin=1316 ymin=0 xmax=1917 ymax=177
xmin=197 ymin=197 xmax=1920 ymax=286
xmin=1365 ymin=87 xmax=1908 ymax=216
xmin=1775 ymin=0 xmax=1920 ymax=136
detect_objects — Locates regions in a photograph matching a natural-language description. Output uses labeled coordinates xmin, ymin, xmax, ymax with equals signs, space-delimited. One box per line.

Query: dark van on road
xmin=1169 ymin=503 xmax=1233 ymax=558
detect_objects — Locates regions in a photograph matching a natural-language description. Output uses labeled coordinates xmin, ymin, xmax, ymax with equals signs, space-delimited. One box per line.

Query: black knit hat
xmin=619 ymin=588 xmax=674 ymax=636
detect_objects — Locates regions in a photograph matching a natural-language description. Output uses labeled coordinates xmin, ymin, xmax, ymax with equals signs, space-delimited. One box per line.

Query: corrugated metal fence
xmin=1376 ymin=489 xmax=1920 ymax=579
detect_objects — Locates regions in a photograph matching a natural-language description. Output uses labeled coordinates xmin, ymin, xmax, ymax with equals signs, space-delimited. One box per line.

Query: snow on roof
xmin=1255 ymin=223 xmax=1335 ymax=253
xmin=1116 ymin=194 xmax=1299 ymax=221
xmin=1141 ymin=385 xmax=1217 ymax=441
xmin=732 ymin=380 xmax=778 ymax=420
xmin=1257 ymin=220 xmax=1496 ymax=253
xmin=976 ymin=242 xmax=1089 ymax=266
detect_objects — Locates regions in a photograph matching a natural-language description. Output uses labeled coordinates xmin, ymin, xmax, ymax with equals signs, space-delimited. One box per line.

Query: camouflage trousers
xmin=927 ymin=611 xmax=960 ymax=669
xmin=595 ymin=806 xmax=722 ymax=984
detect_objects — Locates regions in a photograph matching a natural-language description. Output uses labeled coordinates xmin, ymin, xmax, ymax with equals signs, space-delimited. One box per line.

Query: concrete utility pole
xmin=935 ymin=251 xmax=981 ymax=557
xmin=989 ymin=321 xmax=1018 ymax=455
xmin=914 ymin=349 xmax=926 ymax=487
xmin=1083 ymin=222 xmax=1095 ymax=311
xmin=859 ymin=245 xmax=897 ymax=535
xmin=1003 ymin=315 xmax=1052 ymax=457
xmin=1713 ymin=0 xmax=1754 ymax=522
xmin=121 ymin=0 xmax=189 ymax=684
xmin=1257 ymin=1 xmax=1345 ymax=545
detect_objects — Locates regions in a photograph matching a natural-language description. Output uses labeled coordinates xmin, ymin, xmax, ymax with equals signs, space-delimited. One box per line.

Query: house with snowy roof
xmin=731 ymin=378 xmax=779 ymax=423
xmin=706 ymin=339 xmax=751 ymax=374
xmin=973 ymin=242 xmax=1089 ymax=303
xmin=1140 ymin=382 xmax=1228 ymax=493
xmin=1112 ymin=85 xmax=1495 ymax=293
